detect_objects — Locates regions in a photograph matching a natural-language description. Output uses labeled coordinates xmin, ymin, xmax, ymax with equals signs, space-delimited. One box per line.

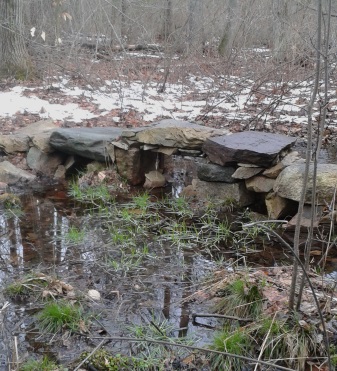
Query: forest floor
xmin=0 ymin=47 xmax=336 ymax=146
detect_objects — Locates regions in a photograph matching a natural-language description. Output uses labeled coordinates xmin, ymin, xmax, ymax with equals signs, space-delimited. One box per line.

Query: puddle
xmin=0 ymin=182 xmax=334 ymax=368
xmin=0 ymin=186 xmax=229 ymax=366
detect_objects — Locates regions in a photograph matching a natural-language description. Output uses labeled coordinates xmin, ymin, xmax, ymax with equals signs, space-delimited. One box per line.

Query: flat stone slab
xmin=203 ymin=131 xmax=296 ymax=167
xmin=274 ymin=163 xmax=337 ymax=204
xmin=232 ymin=166 xmax=263 ymax=180
xmin=128 ymin=119 xmax=227 ymax=149
xmin=50 ymin=127 xmax=124 ymax=161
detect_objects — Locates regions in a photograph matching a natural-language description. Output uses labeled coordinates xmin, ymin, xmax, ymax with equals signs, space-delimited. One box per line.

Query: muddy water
xmin=0 ymin=187 xmax=229 ymax=367
xmin=2 ymin=183 xmax=333 ymax=368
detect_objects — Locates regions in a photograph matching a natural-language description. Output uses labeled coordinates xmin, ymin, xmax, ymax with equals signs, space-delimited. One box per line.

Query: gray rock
xmin=265 ymin=192 xmax=288 ymax=219
xmin=203 ymin=131 xmax=296 ymax=167
xmin=274 ymin=163 xmax=337 ymax=204
xmin=27 ymin=147 xmax=65 ymax=176
xmin=181 ymin=179 xmax=255 ymax=207
xmin=179 ymin=149 xmax=202 ymax=156
xmin=114 ymin=148 xmax=157 ymax=185
xmin=64 ymin=156 xmax=76 ymax=170
xmin=0 ymin=161 xmax=35 ymax=184
xmin=144 ymin=170 xmax=166 ymax=188
xmin=262 ymin=162 xmax=285 ymax=179
xmin=197 ymin=163 xmax=237 ymax=183
xmin=238 ymin=163 xmax=261 ymax=168
xmin=246 ymin=176 xmax=275 ymax=193
xmin=54 ymin=165 xmax=66 ymax=179
xmin=263 ymin=151 xmax=304 ymax=179
xmin=18 ymin=119 xmax=57 ymax=135
xmin=232 ymin=166 xmax=263 ymax=179
xmin=0 ymin=119 xmax=58 ymax=154
xmin=31 ymin=131 xmax=55 ymax=153
xmin=287 ymin=205 xmax=321 ymax=228
xmin=0 ymin=135 xmax=30 ymax=153
xmin=115 ymin=147 xmax=142 ymax=185
xmin=133 ymin=119 xmax=227 ymax=149
xmin=50 ymin=127 xmax=124 ymax=161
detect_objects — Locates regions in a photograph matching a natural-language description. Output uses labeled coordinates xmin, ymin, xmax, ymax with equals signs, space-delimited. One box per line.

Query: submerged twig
xmin=192 ymin=313 xmax=252 ymax=322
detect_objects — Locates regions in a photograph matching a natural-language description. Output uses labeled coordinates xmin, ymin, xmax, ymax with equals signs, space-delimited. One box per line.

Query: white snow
xmin=0 ymin=73 xmax=335 ymax=126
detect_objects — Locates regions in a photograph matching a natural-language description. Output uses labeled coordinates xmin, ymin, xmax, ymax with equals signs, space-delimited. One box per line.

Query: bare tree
xmin=218 ymin=0 xmax=237 ymax=56
xmin=272 ymin=0 xmax=289 ymax=61
xmin=121 ymin=0 xmax=128 ymax=41
xmin=164 ymin=0 xmax=173 ymax=42
xmin=0 ymin=0 xmax=32 ymax=78
xmin=187 ymin=0 xmax=204 ymax=53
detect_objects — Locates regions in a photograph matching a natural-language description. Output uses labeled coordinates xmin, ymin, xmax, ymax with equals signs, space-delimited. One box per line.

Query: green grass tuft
xmin=37 ymin=301 xmax=85 ymax=334
xmin=19 ymin=356 xmax=63 ymax=371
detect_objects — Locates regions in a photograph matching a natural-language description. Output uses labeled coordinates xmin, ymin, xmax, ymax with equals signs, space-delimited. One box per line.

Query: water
xmin=0 ymin=180 xmax=334 ymax=368
xmin=0 ymin=186 xmax=224 ymax=366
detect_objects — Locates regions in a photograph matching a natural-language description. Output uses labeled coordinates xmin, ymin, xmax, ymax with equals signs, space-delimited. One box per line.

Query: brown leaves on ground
xmin=34 ymin=273 xmax=75 ymax=299
xmin=192 ymin=266 xmax=337 ymax=318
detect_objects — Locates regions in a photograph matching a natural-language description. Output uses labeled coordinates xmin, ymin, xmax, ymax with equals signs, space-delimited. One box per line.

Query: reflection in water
xmin=0 ymin=192 xmax=70 ymax=281
xmin=0 ymin=188 xmax=224 ymax=361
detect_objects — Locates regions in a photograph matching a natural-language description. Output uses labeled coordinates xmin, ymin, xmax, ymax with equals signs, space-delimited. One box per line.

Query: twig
xmin=253 ymin=312 xmax=278 ymax=371
xmin=73 ymin=339 xmax=105 ymax=371
xmin=192 ymin=313 xmax=252 ymax=322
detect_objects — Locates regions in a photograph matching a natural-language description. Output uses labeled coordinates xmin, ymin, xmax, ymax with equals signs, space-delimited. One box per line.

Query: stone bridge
xmin=0 ymin=119 xmax=336 ymax=226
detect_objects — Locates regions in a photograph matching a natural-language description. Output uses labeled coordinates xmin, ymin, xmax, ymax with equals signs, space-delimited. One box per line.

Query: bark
xmin=218 ymin=0 xmax=237 ymax=56
xmin=272 ymin=0 xmax=288 ymax=61
xmin=121 ymin=0 xmax=128 ymax=40
xmin=187 ymin=0 xmax=204 ymax=53
xmin=0 ymin=0 xmax=32 ymax=78
xmin=164 ymin=0 xmax=173 ymax=42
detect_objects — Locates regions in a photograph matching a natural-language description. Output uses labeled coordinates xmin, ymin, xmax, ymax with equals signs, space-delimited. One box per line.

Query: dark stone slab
xmin=203 ymin=131 xmax=296 ymax=167
xmin=197 ymin=163 xmax=237 ymax=183
xmin=50 ymin=127 xmax=125 ymax=161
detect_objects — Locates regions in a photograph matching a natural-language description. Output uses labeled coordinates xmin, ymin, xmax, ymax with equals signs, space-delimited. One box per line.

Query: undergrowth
xmin=37 ymin=301 xmax=87 ymax=334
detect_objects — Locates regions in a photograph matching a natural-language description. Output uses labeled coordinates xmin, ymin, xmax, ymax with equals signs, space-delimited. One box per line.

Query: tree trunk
xmin=164 ymin=0 xmax=173 ymax=42
xmin=0 ymin=0 xmax=32 ymax=78
xmin=187 ymin=0 xmax=204 ymax=53
xmin=121 ymin=0 xmax=128 ymax=41
xmin=272 ymin=0 xmax=288 ymax=61
xmin=218 ymin=0 xmax=237 ymax=56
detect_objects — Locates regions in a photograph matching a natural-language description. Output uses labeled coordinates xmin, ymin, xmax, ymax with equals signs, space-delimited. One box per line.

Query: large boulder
xmin=203 ymin=131 xmax=296 ymax=167
xmin=274 ymin=163 xmax=337 ymax=204
xmin=128 ymin=119 xmax=227 ymax=149
xmin=0 ymin=161 xmax=35 ymax=184
xmin=50 ymin=127 xmax=124 ymax=161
